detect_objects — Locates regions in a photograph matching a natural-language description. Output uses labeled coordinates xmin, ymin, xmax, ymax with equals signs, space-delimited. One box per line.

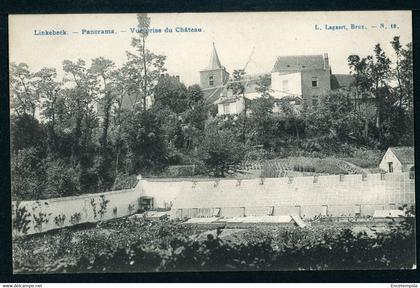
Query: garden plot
xmin=13 ymin=213 xmax=415 ymax=273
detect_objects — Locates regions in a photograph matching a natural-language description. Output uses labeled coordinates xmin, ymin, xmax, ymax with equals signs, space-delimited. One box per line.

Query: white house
xmin=215 ymin=95 xmax=245 ymax=115
xmin=379 ymin=147 xmax=414 ymax=173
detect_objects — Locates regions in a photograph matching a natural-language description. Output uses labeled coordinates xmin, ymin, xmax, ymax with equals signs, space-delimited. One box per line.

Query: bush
xmin=112 ymin=173 xmax=139 ymax=190
xmin=13 ymin=210 xmax=415 ymax=273
xmin=344 ymin=148 xmax=383 ymax=168
xmin=45 ymin=158 xmax=80 ymax=198
xmin=164 ymin=165 xmax=196 ymax=177
xmin=68 ymin=224 xmax=415 ymax=272
xmin=11 ymin=148 xmax=46 ymax=201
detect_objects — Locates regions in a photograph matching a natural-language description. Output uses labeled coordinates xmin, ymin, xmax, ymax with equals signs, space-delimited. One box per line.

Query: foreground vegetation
xmin=13 ymin=208 xmax=415 ymax=273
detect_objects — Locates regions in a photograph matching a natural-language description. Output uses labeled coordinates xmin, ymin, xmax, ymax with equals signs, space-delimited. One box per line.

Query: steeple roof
xmin=206 ymin=42 xmax=223 ymax=70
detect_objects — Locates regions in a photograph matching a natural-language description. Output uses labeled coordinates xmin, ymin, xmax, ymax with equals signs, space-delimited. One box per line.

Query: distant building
xmin=271 ymin=54 xmax=331 ymax=107
xmin=199 ymin=44 xmax=355 ymax=116
xmin=379 ymin=147 xmax=414 ymax=173
xmin=200 ymin=43 xmax=230 ymax=105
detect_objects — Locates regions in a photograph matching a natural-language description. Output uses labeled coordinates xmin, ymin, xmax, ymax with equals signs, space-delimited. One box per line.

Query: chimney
xmin=176 ymin=75 xmax=180 ymax=81
xmin=323 ymin=53 xmax=329 ymax=70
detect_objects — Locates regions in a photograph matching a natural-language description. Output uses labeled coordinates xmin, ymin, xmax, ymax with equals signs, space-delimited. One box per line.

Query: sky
xmin=9 ymin=11 xmax=412 ymax=86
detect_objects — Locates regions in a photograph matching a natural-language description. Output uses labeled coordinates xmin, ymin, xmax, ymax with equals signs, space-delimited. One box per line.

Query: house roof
xmin=389 ymin=147 xmax=414 ymax=164
xmin=273 ymin=55 xmax=326 ymax=72
xmin=226 ymin=74 xmax=270 ymax=96
xmin=215 ymin=96 xmax=242 ymax=104
xmin=202 ymin=86 xmax=225 ymax=104
xmin=331 ymin=74 xmax=355 ymax=90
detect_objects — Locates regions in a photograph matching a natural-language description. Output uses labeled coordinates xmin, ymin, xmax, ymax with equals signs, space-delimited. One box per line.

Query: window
xmin=321 ymin=205 xmax=328 ymax=216
xmin=223 ymin=103 xmax=230 ymax=114
xmin=209 ymin=75 xmax=214 ymax=86
xmin=354 ymin=205 xmax=361 ymax=217
xmin=282 ymin=79 xmax=289 ymax=92
xmin=212 ymin=208 xmax=221 ymax=217
xmin=388 ymin=162 xmax=394 ymax=173
xmin=410 ymin=166 xmax=415 ymax=179
xmin=311 ymin=77 xmax=318 ymax=87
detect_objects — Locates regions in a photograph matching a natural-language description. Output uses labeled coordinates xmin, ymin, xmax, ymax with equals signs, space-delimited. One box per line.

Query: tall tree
xmin=62 ymin=59 xmax=98 ymax=190
xmin=89 ymin=57 xmax=116 ymax=152
xmin=227 ymin=69 xmax=247 ymax=142
xmin=89 ymin=57 xmax=118 ymax=190
xmin=126 ymin=13 xmax=166 ymax=110
xmin=248 ymin=74 xmax=275 ymax=147
xmin=348 ymin=55 xmax=370 ymax=111
xmin=10 ymin=63 xmax=38 ymax=117
xmin=33 ymin=67 xmax=61 ymax=153
xmin=369 ymin=44 xmax=391 ymax=141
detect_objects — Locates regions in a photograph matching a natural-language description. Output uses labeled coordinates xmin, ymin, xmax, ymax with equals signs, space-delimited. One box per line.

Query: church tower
xmin=200 ymin=43 xmax=229 ymax=89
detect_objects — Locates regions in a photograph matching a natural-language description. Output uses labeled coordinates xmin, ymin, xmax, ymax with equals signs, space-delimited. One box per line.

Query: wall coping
xmin=141 ymin=172 xmax=411 ymax=184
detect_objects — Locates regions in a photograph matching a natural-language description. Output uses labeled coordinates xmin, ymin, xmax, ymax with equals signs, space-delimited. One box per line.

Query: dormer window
xmin=311 ymin=77 xmax=319 ymax=87
xmin=209 ymin=75 xmax=214 ymax=86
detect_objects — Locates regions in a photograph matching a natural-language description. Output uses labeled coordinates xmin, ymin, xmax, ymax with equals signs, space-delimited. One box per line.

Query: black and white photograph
xmin=9 ymin=11 xmax=415 ymax=273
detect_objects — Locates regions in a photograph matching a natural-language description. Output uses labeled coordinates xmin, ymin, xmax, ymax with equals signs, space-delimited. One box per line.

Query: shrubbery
xmin=344 ymin=148 xmax=383 ymax=168
xmin=112 ymin=174 xmax=139 ymax=190
xmin=13 ymin=209 xmax=415 ymax=273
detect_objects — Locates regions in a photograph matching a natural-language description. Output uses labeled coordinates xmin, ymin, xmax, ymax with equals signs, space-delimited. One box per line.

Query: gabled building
xmin=271 ymin=54 xmax=331 ymax=107
xmin=379 ymin=147 xmax=415 ymax=173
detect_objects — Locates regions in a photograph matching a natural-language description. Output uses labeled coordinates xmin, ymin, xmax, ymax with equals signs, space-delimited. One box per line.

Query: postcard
xmin=9 ymin=11 xmax=414 ymax=273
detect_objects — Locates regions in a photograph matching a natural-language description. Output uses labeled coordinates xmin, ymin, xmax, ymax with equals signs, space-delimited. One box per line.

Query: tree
xmin=277 ymin=96 xmax=303 ymax=141
xmin=227 ymin=69 xmax=246 ymax=96
xmin=10 ymin=114 xmax=46 ymax=154
xmin=369 ymin=44 xmax=391 ymax=141
xmin=62 ymin=59 xmax=99 ymax=191
xmin=248 ymin=74 xmax=275 ymax=148
xmin=11 ymin=147 xmax=46 ymax=200
xmin=126 ymin=13 xmax=166 ymax=110
xmin=255 ymin=74 xmax=272 ymax=98
xmin=33 ymin=67 xmax=61 ymax=153
xmin=226 ymin=69 xmax=247 ymax=142
xmin=348 ymin=55 xmax=371 ymax=111
xmin=10 ymin=63 xmax=38 ymax=117
xmin=304 ymin=91 xmax=364 ymax=152
xmin=198 ymin=126 xmax=246 ymax=177
xmin=122 ymin=110 xmax=168 ymax=175
xmin=44 ymin=158 xmax=80 ymax=198
xmin=153 ymin=75 xmax=188 ymax=113
xmin=89 ymin=58 xmax=119 ymax=190
xmin=390 ymin=38 xmax=413 ymax=145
